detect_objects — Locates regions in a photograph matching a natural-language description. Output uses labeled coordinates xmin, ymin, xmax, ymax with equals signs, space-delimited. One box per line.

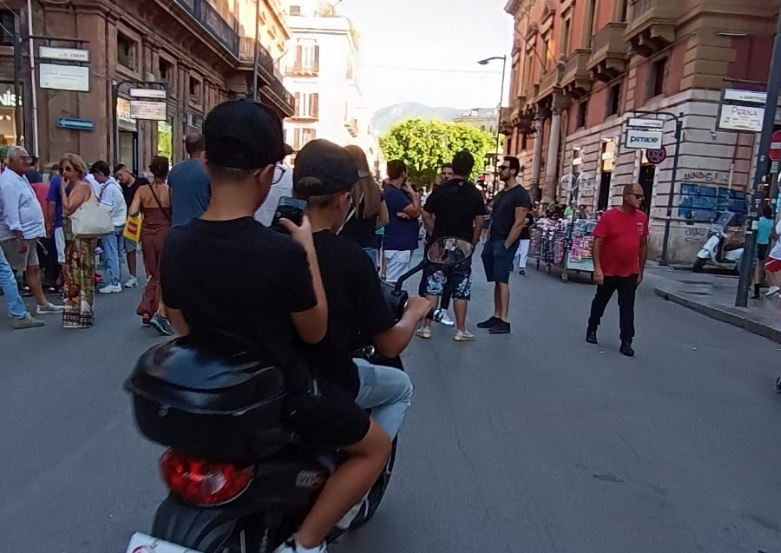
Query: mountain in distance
xmin=372 ymin=102 xmax=462 ymax=135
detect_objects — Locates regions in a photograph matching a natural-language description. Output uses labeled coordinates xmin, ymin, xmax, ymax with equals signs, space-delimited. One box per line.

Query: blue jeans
xmin=100 ymin=225 xmax=124 ymax=286
xmin=363 ymin=247 xmax=379 ymax=269
xmin=353 ymin=358 xmax=413 ymax=439
xmin=0 ymin=245 xmax=27 ymax=319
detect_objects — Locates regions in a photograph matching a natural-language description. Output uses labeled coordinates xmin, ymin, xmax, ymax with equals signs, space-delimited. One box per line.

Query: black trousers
xmin=587 ymin=275 xmax=638 ymax=341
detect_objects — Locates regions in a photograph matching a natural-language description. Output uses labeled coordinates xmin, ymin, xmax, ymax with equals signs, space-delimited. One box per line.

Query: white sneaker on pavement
xmin=124 ymin=277 xmax=139 ymax=289
xmin=765 ymin=286 xmax=780 ymax=297
xmin=453 ymin=330 xmax=475 ymax=342
xmin=98 ymin=283 xmax=123 ymax=294
xmin=36 ymin=302 xmax=64 ymax=315
xmin=415 ymin=326 xmax=432 ymax=339
xmin=12 ymin=313 xmax=44 ymax=329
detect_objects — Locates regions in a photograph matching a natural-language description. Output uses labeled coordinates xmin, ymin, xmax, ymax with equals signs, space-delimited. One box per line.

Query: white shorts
xmin=384 ymin=249 xmax=412 ymax=284
xmin=54 ymin=227 xmax=65 ymax=264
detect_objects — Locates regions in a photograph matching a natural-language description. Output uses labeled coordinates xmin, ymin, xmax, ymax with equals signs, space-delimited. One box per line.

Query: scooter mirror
xmin=426 ymin=237 xmax=474 ymax=266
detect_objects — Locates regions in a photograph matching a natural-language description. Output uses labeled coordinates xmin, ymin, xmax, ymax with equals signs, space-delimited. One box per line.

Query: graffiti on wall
xmin=680 ymin=171 xmax=731 ymax=185
xmin=678 ymin=184 xmax=747 ymax=223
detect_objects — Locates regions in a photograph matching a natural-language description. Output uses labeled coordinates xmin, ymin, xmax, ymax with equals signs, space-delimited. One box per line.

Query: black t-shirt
xmin=306 ymin=230 xmax=396 ymax=397
xmin=489 ymin=184 xmax=532 ymax=242
xmin=122 ymin=176 xmax=149 ymax=208
xmin=340 ymin=212 xmax=379 ymax=249
xmin=520 ymin=213 xmax=535 ymax=240
xmin=160 ymin=217 xmax=317 ymax=392
xmin=424 ymin=179 xmax=486 ymax=241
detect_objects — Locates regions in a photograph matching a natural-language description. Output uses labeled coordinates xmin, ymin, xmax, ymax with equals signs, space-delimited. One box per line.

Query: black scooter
xmin=124 ymin=237 xmax=474 ymax=553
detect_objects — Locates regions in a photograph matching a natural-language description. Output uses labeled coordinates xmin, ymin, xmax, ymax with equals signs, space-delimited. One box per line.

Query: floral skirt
xmin=62 ymin=218 xmax=97 ymax=329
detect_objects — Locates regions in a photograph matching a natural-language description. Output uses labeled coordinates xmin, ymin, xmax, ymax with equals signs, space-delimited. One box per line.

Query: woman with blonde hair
xmin=341 ymin=145 xmax=388 ymax=268
xmin=59 ymin=153 xmax=98 ymax=328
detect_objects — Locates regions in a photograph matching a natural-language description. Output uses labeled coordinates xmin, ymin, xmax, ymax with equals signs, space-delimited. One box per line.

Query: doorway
xmin=597 ymin=171 xmax=612 ymax=211
xmin=118 ymin=131 xmax=138 ymax=174
xmin=638 ymin=164 xmax=655 ymax=214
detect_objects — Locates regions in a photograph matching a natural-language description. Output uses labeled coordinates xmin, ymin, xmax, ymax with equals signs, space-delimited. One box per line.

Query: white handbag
xmin=70 ymin=196 xmax=114 ymax=238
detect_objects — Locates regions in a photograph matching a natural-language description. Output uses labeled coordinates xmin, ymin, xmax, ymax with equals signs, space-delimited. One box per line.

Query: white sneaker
xmin=98 ymin=283 xmax=122 ymax=294
xmin=124 ymin=277 xmax=139 ymax=289
xmin=12 ymin=313 xmax=44 ymax=329
xmin=36 ymin=302 xmax=64 ymax=315
xmin=453 ymin=330 xmax=475 ymax=342
xmin=766 ymin=286 xmax=780 ymax=297
xmin=273 ymin=537 xmax=327 ymax=553
xmin=415 ymin=326 xmax=432 ymax=339
xmin=438 ymin=311 xmax=455 ymax=327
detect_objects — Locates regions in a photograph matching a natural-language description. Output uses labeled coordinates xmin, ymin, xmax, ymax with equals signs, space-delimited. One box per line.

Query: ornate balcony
xmin=625 ymin=0 xmax=677 ymax=57
xmin=536 ymin=63 xmax=563 ymax=104
xmin=588 ymin=22 xmax=628 ymax=82
xmin=560 ymin=49 xmax=592 ymax=99
xmin=173 ymin=0 xmax=238 ymax=56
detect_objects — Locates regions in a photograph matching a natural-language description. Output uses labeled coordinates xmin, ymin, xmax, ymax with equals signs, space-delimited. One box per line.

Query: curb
xmin=653 ymin=286 xmax=781 ymax=344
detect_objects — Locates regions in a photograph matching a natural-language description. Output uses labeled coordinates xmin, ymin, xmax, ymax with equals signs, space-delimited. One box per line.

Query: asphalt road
xmin=2 ymin=257 xmax=781 ymax=553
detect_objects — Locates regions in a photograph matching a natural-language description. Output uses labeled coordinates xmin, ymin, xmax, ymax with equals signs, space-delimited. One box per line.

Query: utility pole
xmin=735 ymin=12 xmax=781 ymax=307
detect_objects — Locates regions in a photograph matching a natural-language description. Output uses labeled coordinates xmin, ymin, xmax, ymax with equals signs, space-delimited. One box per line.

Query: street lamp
xmin=478 ymin=55 xmax=507 ymax=190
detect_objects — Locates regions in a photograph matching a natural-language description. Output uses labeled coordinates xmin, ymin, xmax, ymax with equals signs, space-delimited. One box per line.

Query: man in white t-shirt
xmin=254 ymin=144 xmax=294 ymax=227
xmin=764 ymin=217 xmax=781 ymax=296
xmin=90 ymin=160 xmax=128 ymax=294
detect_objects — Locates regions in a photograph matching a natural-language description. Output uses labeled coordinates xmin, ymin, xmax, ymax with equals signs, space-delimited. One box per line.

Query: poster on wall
xmin=39 ymin=64 xmax=90 ymax=92
xmin=129 ymin=100 xmax=167 ymax=121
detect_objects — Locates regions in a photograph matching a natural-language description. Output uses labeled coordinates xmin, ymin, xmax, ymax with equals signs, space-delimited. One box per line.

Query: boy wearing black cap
xmin=159 ymin=100 xmax=392 ymax=553
xmin=291 ymin=139 xmax=432 ymax=443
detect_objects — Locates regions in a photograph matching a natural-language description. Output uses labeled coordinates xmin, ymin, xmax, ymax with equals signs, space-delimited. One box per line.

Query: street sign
xmin=130 ymin=88 xmax=167 ymax=100
xmin=646 ymin=147 xmax=667 ymax=165
xmin=627 ymin=118 xmax=664 ymax=129
xmin=717 ymin=88 xmax=766 ymax=132
xmin=770 ymin=130 xmax=781 ymax=161
xmin=39 ymin=63 xmax=90 ymax=92
xmin=39 ymin=46 xmax=89 ymax=63
xmin=625 ymin=128 xmax=663 ymax=150
xmin=130 ymin=100 xmax=167 ymax=121
xmin=56 ymin=117 xmax=94 ymax=131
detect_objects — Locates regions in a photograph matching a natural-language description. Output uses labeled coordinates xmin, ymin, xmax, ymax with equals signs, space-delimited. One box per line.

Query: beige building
xmin=283 ymin=0 xmax=382 ymax=173
xmin=0 ymin=0 xmax=295 ymax=174
xmin=502 ymin=0 xmax=781 ymax=262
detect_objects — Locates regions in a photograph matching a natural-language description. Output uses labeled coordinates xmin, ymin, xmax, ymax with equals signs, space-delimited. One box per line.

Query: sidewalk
xmin=646 ymin=263 xmax=781 ymax=343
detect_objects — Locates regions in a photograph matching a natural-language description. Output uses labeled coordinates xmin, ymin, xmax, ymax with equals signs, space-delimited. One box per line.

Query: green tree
xmin=380 ymin=118 xmax=494 ymax=186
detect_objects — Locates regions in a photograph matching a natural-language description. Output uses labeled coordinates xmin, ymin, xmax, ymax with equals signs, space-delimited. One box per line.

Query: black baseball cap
xmin=293 ymin=139 xmax=367 ymax=196
xmin=203 ymin=99 xmax=286 ymax=170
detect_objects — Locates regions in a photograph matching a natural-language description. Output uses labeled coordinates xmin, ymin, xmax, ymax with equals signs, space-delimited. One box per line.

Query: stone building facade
xmin=501 ymin=0 xmax=780 ymax=262
xmin=0 ymin=0 xmax=294 ymax=175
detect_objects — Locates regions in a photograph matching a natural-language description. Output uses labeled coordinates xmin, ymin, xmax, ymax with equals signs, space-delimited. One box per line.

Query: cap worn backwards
xmin=293 ymin=139 xmax=366 ymax=197
xmin=203 ymin=99 xmax=286 ymax=170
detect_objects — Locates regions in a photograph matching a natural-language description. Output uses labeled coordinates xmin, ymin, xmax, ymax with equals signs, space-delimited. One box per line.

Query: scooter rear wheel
xmin=693 ymin=258 xmax=706 ymax=273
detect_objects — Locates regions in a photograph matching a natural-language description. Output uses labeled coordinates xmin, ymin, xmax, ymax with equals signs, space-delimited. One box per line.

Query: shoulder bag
xmin=70 ymin=189 xmax=114 ymax=238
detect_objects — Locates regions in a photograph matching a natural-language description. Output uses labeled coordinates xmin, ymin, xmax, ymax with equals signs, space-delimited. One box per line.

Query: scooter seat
xmin=724 ymin=244 xmax=743 ymax=252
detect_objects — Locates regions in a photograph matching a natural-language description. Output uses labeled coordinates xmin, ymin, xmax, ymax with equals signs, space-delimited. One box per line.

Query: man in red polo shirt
xmin=586 ymin=183 xmax=648 ymax=357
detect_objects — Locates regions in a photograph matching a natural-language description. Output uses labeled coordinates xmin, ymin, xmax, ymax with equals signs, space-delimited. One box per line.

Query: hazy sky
xmin=339 ymin=0 xmax=514 ymax=110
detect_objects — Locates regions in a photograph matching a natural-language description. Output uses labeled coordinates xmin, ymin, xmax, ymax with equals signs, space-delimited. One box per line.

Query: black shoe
xmin=489 ymin=321 xmax=511 ymax=334
xmin=620 ymin=341 xmax=635 ymax=357
xmin=586 ymin=330 xmax=598 ymax=344
xmin=752 ymin=294 xmax=761 ymax=299
xmin=477 ymin=316 xmax=501 ymax=329
xmin=519 ymin=269 xmax=526 ymax=276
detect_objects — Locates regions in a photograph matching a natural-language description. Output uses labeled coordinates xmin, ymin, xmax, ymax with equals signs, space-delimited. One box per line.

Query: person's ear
xmin=259 ymin=164 xmax=275 ymax=187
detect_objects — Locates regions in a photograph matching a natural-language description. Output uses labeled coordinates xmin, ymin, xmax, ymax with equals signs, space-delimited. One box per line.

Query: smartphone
xmin=272 ymin=196 xmax=306 ymax=233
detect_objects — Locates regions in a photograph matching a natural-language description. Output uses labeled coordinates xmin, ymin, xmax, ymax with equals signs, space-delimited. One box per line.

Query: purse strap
xmin=148 ymin=184 xmax=172 ymax=223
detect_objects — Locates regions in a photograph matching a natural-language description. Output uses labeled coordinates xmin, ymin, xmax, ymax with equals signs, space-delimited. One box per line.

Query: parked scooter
xmin=125 ymin=236 xmax=474 ymax=553
xmin=692 ymin=211 xmax=745 ymax=273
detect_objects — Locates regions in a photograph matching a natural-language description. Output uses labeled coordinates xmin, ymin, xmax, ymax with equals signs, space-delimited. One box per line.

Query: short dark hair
xmin=441 ymin=163 xmax=453 ymax=170
xmin=387 ymin=159 xmax=406 ymax=180
xmin=763 ymin=205 xmax=773 ymax=218
xmin=185 ymin=133 xmax=205 ymax=156
xmin=90 ymin=160 xmax=111 ymax=177
xmin=149 ymin=156 xmax=170 ymax=180
xmin=113 ymin=163 xmax=127 ymax=174
xmin=504 ymin=156 xmax=521 ymax=175
xmin=452 ymin=151 xmax=475 ymax=177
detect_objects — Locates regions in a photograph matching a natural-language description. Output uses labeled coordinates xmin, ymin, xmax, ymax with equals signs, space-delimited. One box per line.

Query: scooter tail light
xmin=160 ymin=449 xmax=254 ymax=505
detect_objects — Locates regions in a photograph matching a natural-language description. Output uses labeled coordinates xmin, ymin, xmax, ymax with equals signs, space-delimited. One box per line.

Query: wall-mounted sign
xmin=129 ymin=88 xmax=167 ymax=100
xmin=130 ymin=100 xmax=167 ymax=121
xmin=57 ymin=117 xmax=94 ymax=131
xmin=39 ymin=46 xmax=90 ymax=63
xmin=39 ymin=63 xmax=89 ymax=92
xmin=187 ymin=112 xmax=204 ymax=130
xmin=117 ymin=97 xmax=137 ymax=131
xmin=717 ymin=88 xmax=765 ymax=133
xmin=0 ymin=90 xmax=20 ymax=107
xmin=627 ymin=118 xmax=664 ymax=129
xmin=625 ymin=128 xmax=663 ymax=150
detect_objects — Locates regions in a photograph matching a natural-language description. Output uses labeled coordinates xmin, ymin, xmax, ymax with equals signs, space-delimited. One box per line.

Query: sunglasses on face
xmin=498 ymin=166 xmax=510 ymax=171
xmin=629 ymin=193 xmax=644 ymax=200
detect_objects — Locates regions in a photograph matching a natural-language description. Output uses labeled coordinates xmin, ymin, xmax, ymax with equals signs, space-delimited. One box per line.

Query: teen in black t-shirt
xmin=159 ymin=100 xmax=392 ymax=553
xmin=292 ymin=139 xmax=432 ymax=447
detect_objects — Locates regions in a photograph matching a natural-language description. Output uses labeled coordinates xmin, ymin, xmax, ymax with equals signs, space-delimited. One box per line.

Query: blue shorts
xmin=122 ymin=237 xmax=139 ymax=252
xmin=482 ymin=239 xmax=515 ymax=284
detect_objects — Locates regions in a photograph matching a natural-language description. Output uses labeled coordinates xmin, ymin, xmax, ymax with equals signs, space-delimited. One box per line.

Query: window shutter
xmin=294 ymin=92 xmax=301 ymax=116
xmin=294 ymin=128 xmax=301 ymax=150
xmin=295 ymin=45 xmax=303 ymax=71
xmin=313 ymin=44 xmax=320 ymax=72
xmin=312 ymin=93 xmax=319 ymax=118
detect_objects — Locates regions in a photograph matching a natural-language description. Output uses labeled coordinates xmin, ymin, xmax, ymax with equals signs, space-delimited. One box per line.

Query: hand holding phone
xmin=272 ymin=196 xmax=306 ymax=234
